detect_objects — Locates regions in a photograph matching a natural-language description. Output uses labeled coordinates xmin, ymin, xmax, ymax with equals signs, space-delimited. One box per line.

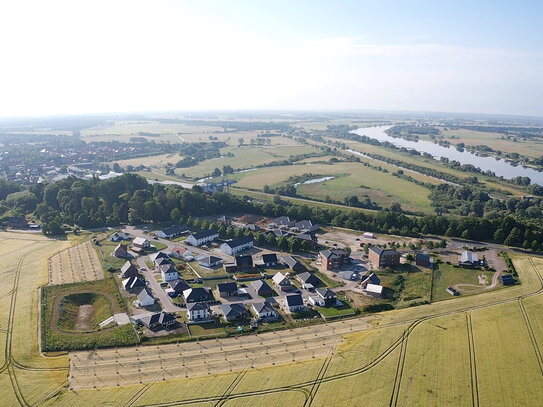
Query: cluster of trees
xmin=2 ymin=173 xmax=543 ymax=251
xmin=175 ymin=142 xmax=226 ymax=168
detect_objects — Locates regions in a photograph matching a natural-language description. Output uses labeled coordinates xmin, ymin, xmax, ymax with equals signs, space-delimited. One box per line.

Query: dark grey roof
xmin=274 ymin=216 xmax=295 ymax=226
xmin=224 ymin=236 xmax=253 ymax=249
xmin=160 ymin=225 xmax=189 ymax=236
xmin=297 ymin=272 xmax=321 ymax=285
xmin=217 ymin=282 xmax=237 ymax=293
xmin=235 ymin=255 xmax=253 ymax=267
xmin=123 ymin=276 xmax=146 ymax=290
xmin=140 ymin=312 xmax=175 ymax=327
xmin=199 ymin=255 xmax=222 ymax=266
xmin=183 ymin=287 xmax=211 ymax=301
xmin=187 ymin=302 xmax=210 ymax=311
xmin=316 ymin=288 xmax=337 ymax=299
xmin=168 ymin=279 xmax=190 ymax=292
xmin=285 ymin=294 xmax=303 ymax=307
xmin=370 ymin=247 xmax=399 ymax=256
xmin=362 ymin=273 xmax=381 ymax=285
xmin=281 ymin=255 xmax=300 ymax=268
xmin=252 ymin=302 xmax=275 ymax=314
xmin=295 ymin=233 xmax=315 ymax=241
xmin=220 ymin=303 xmax=248 ymax=318
xmin=120 ymin=261 xmax=138 ymax=276
xmin=159 ymin=264 xmax=177 ymax=274
xmin=191 ymin=229 xmax=219 ymax=240
xmin=262 ymin=253 xmax=278 ymax=263
xmin=251 ymin=279 xmax=272 ymax=293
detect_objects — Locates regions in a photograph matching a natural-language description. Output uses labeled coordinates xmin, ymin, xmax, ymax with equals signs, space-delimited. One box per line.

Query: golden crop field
xmin=1 ymin=231 xmax=543 ymax=407
xmin=47 ymin=240 xmax=103 ymax=285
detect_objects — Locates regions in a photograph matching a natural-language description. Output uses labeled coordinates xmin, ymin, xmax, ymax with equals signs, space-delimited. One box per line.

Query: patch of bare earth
xmin=76 ymin=304 xmax=95 ymax=331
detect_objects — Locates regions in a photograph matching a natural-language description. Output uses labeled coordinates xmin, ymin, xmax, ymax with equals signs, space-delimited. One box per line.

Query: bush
xmin=364 ymin=303 xmax=395 ymax=313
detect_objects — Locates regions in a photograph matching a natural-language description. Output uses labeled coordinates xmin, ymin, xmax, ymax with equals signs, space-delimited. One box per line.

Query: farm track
xmin=388 ymin=326 xmax=409 ymax=407
xmin=466 ymin=313 xmax=479 ymax=407
xmin=119 ymin=258 xmax=543 ymax=407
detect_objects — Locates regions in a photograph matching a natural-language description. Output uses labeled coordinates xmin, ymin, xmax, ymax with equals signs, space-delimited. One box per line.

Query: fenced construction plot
xmin=48 ymin=240 xmax=103 ymax=285
xmin=2 ymin=230 xmax=543 ymax=407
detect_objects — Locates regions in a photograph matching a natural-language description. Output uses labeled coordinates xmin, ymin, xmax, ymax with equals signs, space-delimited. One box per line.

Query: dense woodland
xmin=1 ymin=174 xmax=543 ymax=251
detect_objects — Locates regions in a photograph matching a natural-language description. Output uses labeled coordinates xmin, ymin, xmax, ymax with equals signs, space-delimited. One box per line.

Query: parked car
xmin=139 ymin=267 xmax=147 ymax=271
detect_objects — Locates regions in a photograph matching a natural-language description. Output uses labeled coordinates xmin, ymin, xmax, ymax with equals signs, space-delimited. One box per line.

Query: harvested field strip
xmin=48 ymin=240 xmax=103 ymax=285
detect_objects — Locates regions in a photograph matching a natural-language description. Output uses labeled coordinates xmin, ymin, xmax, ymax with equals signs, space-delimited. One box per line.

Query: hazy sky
xmin=1 ymin=0 xmax=542 ymax=117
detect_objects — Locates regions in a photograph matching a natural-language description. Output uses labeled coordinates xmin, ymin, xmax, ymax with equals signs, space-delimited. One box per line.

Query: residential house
xmin=244 ymin=223 xmax=260 ymax=232
xmin=261 ymin=253 xmax=278 ymax=267
xmin=360 ymin=273 xmax=381 ymax=289
xmin=251 ymin=279 xmax=274 ymax=297
xmin=133 ymin=237 xmax=150 ymax=250
xmin=136 ymin=288 xmax=155 ymax=307
xmin=365 ymin=283 xmax=383 ymax=298
xmin=319 ymin=249 xmax=349 ymax=270
xmin=167 ymin=279 xmax=190 ymax=297
xmin=220 ymin=303 xmax=249 ymax=322
xmin=198 ymin=255 xmax=223 ymax=268
xmin=272 ymin=272 xmax=292 ymax=291
xmin=295 ymin=220 xmax=319 ymax=233
xmin=183 ymin=287 xmax=212 ymax=303
xmin=296 ymin=272 xmax=322 ymax=287
xmin=415 ymin=252 xmax=432 ymax=268
xmin=220 ymin=236 xmax=254 ymax=256
xmin=150 ymin=251 xmax=170 ymax=264
xmin=274 ymin=216 xmax=296 ymax=228
xmin=315 ymin=288 xmax=337 ymax=307
xmin=186 ymin=302 xmax=211 ymax=321
xmin=224 ymin=255 xmax=253 ymax=273
xmin=139 ymin=312 xmax=176 ymax=329
xmin=156 ymin=225 xmax=190 ymax=239
xmin=217 ymin=282 xmax=238 ymax=298
xmin=284 ymin=294 xmax=304 ymax=313
xmin=109 ymin=231 xmax=131 ymax=242
xmin=295 ymin=233 xmax=317 ymax=249
xmin=112 ymin=243 xmax=129 ymax=258
xmin=338 ymin=270 xmax=358 ymax=280
xmin=368 ymin=247 xmax=401 ymax=268
xmin=155 ymin=257 xmax=173 ymax=268
xmin=122 ymin=276 xmax=146 ymax=292
xmin=186 ymin=229 xmax=219 ymax=246
xmin=170 ymin=247 xmax=193 ymax=260
xmin=280 ymin=255 xmax=305 ymax=272
xmin=251 ymin=302 xmax=278 ymax=320
xmin=119 ymin=261 xmax=139 ymax=279
xmin=159 ymin=264 xmax=179 ymax=282
xmin=458 ymin=251 xmax=481 ymax=268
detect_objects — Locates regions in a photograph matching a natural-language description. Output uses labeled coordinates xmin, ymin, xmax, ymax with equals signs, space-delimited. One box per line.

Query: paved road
xmin=134 ymin=255 xmax=183 ymax=313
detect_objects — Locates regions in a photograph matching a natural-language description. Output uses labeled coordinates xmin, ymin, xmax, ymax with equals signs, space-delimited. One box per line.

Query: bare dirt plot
xmin=48 ymin=240 xmax=104 ymax=285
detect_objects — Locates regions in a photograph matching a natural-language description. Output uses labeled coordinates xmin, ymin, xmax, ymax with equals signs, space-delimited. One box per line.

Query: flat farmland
xmin=48 ymin=240 xmax=103 ymax=285
xmin=103 ymin=153 xmax=179 ymax=168
xmin=231 ymin=161 xmax=434 ymax=213
xmin=2 ymin=230 xmax=543 ymax=407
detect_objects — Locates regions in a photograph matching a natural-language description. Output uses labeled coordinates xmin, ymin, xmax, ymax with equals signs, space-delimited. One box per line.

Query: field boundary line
xmin=466 ymin=313 xmax=479 ymax=407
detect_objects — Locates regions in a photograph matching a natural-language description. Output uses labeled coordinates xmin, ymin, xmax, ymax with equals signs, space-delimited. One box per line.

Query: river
xmin=351 ymin=126 xmax=543 ymax=186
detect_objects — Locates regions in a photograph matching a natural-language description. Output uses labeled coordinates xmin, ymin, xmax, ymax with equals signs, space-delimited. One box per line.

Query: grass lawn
xmin=188 ymin=320 xmax=226 ymax=337
xmin=315 ymin=303 xmax=355 ymax=318
xmin=150 ymin=242 xmax=168 ymax=251
xmin=57 ymin=293 xmax=112 ymax=331
xmin=431 ymin=262 xmax=498 ymax=302
xmin=189 ymin=262 xmax=229 ymax=279
xmin=95 ymin=238 xmax=128 ymax=271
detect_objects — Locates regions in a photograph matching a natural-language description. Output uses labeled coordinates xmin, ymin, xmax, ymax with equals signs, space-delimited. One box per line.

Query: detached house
xmin=183 ymin=287 xmax=212 ymax=303
xmin=109 ymin=231 xmax=131 ymax=242
xmin=217 ymin=282 xmax=238 ymax=298
xmin=415 ymin=252 xmax=432 ymax=268
xmin=272 ymin=272 xmax=292 ymax=291
xmin=296 ymin=272 xmax=322 ymax=288
xmin=315 ymin=288 xmax=337 ymax=307
xmin=132 ymin=237 xmax=150 ymax=250
xmin=112 ymin=243 xmax=129 ymax=258
xmin=274 ymin=216 xmax=296 ymax=228
xmin=186 ymin=229 xmax=219 ymax=246
xmin=119 ymin=261 xmax=139 ymax=279
xmin=220 ymin=236 xmax=254 ymax=256
xmin=122 ymin=276 xmax=146 ymax=292
xmin=136 ymin=288 xmax=155 ymax=307
xmin=360 ymin=273 xmax=381 ymax=289
xmin=187 ymin=302 xmax=211 ymax=321
xmin=252 ymin=302 xmax=278 ymax=320
xmin=261 ymin=253 xmax=278 ymax=267
xmin=280 ymin=255 xmax=305 ymax=272
xmin=139 ymin=312 xmax=176 ymax=329
xmin=220 ymin=303 xmax=249 ymax=322
xmin=167 ymin=279 xmax=190 ymax=297
xmin=159 ymin=264 xmax=178 ymax=282
xmin=150 ymin=251 xmax=170 ymax=265
xmin=170 ymin=247 xmax=193 ymax=260
xmin=459 ymin=251 xmax=481 ymax=268
xmin=251 ymin=279 xmax=274 ymax=297
xmin=284 ymin=294 xmax=304 ymax=313
xmin=295 ymin=220 xmax=319 ymax=233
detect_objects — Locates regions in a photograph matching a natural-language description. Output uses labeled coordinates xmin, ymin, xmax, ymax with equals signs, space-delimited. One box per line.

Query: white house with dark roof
xmin=198 ymin=255 xmax=223 ymax=268
xmin=220 ymin=236 xmax=254 ymax=255
xmin=133 ymin=237 xmax=150 ymax=249
xmin=272 ymin=272 xmax=292 ymax=291
xmin=156 ymin=225 xmax=190 ymax=239
xmin=109 ymin=231 xmax=131 ymax=242
xmin=186 ymin=229 xmax=219 ymax=246
xmin=220 ymin=303 xmax=249 ymax=321
xmin=186 ymin=302 xmax=211 ymax=321
xmin=159 ymin=264 xmax=179 ymax=282
xmin=252 ymin=302 xmax=278 ymax=319
xmin=284 ymin=294 xmax=304 ymax=313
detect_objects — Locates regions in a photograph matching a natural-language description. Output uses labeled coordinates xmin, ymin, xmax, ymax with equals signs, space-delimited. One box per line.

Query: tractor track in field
xmin=214 ymin=368 xmax=249 ymax=407
xmin=389 ymin=326 xmax=409 ymax=407
xmin=126 ymin=258 xmax=543 ymax=407
xmin=466 ymin=313 xmax=479 ymax=407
